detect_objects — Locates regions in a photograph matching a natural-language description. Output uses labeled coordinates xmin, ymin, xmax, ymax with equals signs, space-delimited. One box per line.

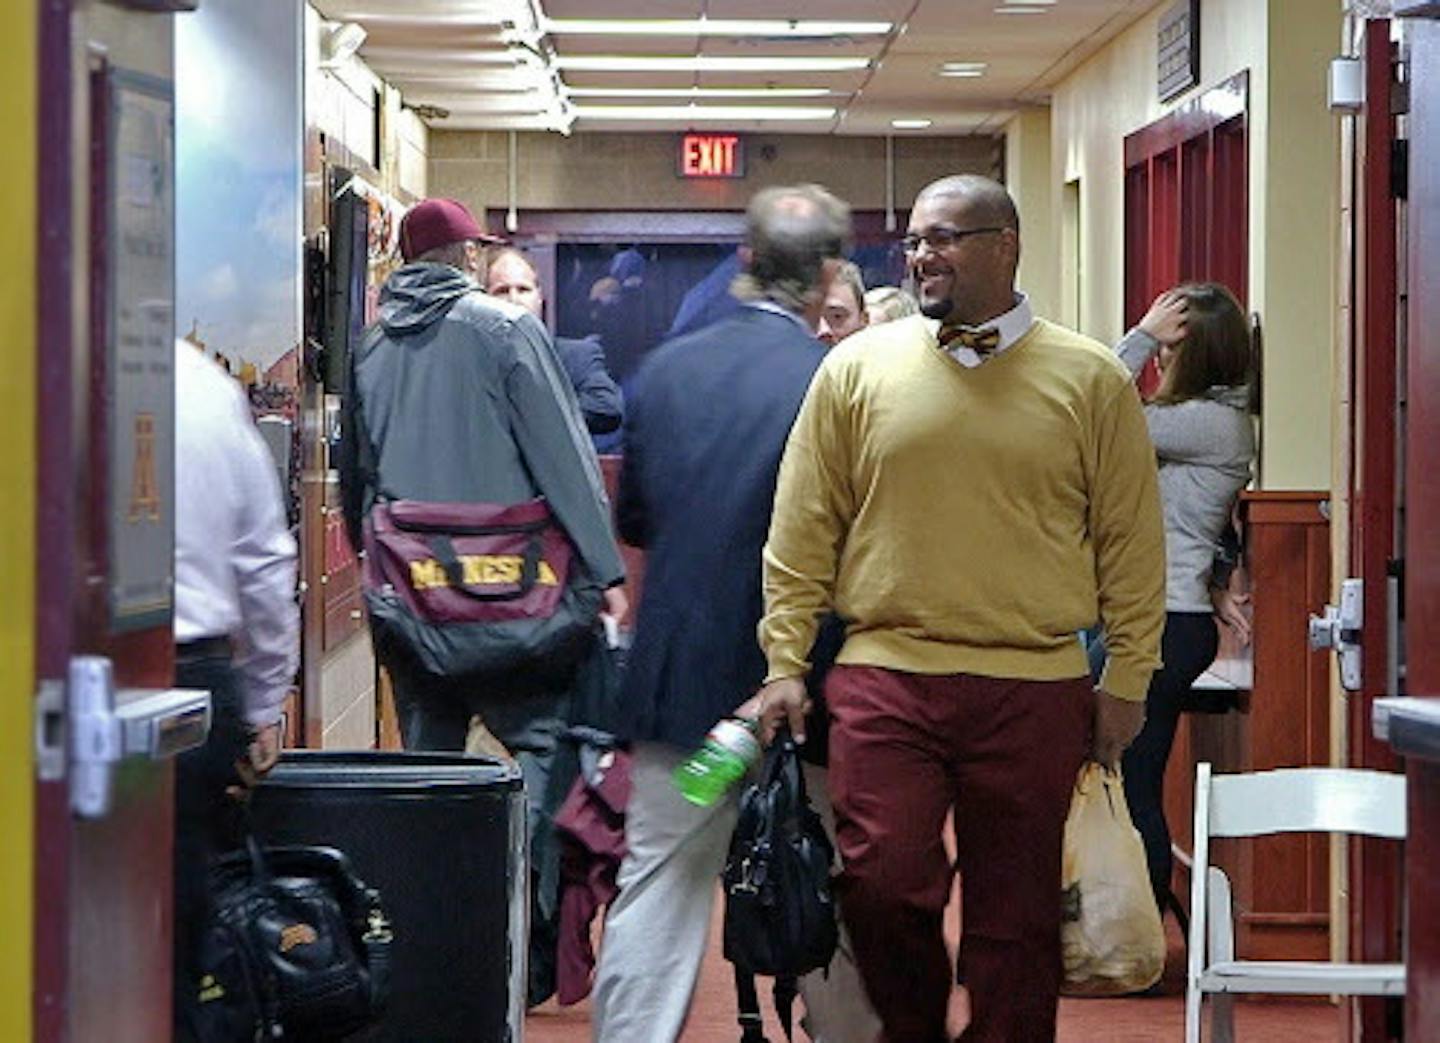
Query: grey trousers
xmin=591 ymin=742 xmax=881 ymax=1043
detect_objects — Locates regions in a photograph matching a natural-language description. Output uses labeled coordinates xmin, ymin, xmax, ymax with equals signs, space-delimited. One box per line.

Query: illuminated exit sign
xmin=678 ymin=133 xmax=746 ymax=179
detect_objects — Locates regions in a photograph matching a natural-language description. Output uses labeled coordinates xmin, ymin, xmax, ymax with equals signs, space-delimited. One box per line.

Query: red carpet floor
xmin=526 ymin=889 xmax=1343 ymax=1042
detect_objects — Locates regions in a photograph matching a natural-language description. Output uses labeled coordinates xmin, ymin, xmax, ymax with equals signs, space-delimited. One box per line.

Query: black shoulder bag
xmin=722 ymin=734 xmax=840 ymax=1040
xmin=191 ymin=837 xmax=392 ymax=1042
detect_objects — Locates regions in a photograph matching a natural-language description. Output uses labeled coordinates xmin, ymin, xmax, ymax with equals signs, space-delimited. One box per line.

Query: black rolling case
xmin=251 ymin=751 xmax=527 ymax=1042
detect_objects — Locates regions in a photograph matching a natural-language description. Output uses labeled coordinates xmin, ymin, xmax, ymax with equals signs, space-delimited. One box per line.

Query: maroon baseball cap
xmin=399 ymin=198 xmax=493 ymax=261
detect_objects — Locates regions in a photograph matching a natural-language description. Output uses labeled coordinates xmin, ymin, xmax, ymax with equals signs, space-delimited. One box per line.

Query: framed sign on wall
xmin=1158 ymin=0 xmax=1201 ymax=103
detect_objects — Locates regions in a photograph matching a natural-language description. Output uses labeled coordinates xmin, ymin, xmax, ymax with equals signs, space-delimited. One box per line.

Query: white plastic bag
xmin=1059 ymin=763 xmax=1166 ymax=996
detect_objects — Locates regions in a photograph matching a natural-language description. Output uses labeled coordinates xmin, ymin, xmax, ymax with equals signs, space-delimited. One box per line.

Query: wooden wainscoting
xmin=1166 ymin=491 xmax=1333 ymax=961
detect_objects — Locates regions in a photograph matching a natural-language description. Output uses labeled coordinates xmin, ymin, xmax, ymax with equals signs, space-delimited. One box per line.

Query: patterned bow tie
xmin=939 ymin=325 xmax=1002 ymax=356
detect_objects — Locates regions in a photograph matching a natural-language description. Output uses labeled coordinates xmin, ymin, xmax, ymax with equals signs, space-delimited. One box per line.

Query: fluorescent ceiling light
xmin=573 ymin=103 xmax=837 ymax=121
xmin=554 ymin=55 xmax=872 ymax=73
xmin=362 ymin=46 xmax=523 ymax=66
xmin=995 ymin=5 xmax=1053 ymax=13
xmin=940 ymin=61 xmax=988 ymax=77
xmin=891 ymin=118 xmax=933 ymax=129
xmin=565 ymin=85 xmax=834 ymax=99
xmin=544 ymin=18 xmax=892 ymax=37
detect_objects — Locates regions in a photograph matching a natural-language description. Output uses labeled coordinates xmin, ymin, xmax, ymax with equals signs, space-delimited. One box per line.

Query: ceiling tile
xmin=703 ymin=0 xmax=913 ymax=20
xmin=318 ymin=0 xmax=1156 ymax=134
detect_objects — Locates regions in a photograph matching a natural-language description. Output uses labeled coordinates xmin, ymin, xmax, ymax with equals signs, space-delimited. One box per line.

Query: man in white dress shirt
xmin=172 ymin=337 xmax=299 ymax=1040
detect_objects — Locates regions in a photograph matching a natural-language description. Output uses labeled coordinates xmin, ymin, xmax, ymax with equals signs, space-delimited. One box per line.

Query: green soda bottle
xmin=673 ymin=717 xmax=761 ymax=807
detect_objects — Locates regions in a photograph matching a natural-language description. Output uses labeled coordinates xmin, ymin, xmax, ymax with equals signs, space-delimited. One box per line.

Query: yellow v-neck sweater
xmin=760 ymin=315 xmax=1165 ymax=702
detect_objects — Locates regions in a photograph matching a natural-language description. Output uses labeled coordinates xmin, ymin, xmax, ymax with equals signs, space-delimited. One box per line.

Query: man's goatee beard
xmin=920 ymin=297 xmax=952 ymax=321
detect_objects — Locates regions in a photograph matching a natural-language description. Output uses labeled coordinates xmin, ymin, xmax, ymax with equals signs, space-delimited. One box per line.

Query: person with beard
xmin=752 ymin=175 xmax=1166 ymax=1042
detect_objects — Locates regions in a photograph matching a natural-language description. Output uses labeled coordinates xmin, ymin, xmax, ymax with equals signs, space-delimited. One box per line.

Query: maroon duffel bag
xmin=361 ymin=496 xmax=602 ymax=680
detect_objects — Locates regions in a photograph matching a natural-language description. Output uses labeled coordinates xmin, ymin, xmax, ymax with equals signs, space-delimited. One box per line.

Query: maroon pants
xmin=825 ymin=666 xmax=1093 ymax=1043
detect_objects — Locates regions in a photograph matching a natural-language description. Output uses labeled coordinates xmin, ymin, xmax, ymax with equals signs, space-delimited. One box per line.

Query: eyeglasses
xmin=901 ymin=225 xmax=1006 ymax=254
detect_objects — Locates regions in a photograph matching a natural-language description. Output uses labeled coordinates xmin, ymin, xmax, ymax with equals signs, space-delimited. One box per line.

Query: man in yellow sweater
xmin=749 ymin=175 xmax=1165 ymax=1042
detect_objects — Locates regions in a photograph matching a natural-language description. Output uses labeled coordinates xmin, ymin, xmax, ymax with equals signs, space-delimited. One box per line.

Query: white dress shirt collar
xmin=930 ymin=292 xmax=1037 ymax=369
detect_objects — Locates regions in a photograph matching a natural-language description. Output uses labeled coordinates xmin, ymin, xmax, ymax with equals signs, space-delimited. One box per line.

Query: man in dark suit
xmin=485 ymin=246 xmax=624 ymax=439
xmin=591 ymin=185 xmax=878 ymax=1043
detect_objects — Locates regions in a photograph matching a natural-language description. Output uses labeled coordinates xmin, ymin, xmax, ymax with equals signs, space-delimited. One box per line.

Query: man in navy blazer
xmin=592 ymin=185 xmax=879 ymax=1043
xmin=485 ymin=247 xmax=624 ymax=440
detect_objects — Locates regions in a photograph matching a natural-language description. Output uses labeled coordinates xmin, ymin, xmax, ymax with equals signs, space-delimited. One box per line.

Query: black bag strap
xmin=764 ymin=732 xmax=807 ymax=805
xmin=426 ymin=531 xmax=544 ymax=601
xmin=735 ymin=965 xmax=768 ymax=1043
xmin=733 ymin=965 xmax=799 ymax=1043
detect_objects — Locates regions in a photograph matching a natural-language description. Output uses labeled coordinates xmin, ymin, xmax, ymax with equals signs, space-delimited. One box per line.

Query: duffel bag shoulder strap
xmin=734 ymin=964 xmax=768 ymax=1043
xmin=424 ymin=530 xmax=544 ymax=602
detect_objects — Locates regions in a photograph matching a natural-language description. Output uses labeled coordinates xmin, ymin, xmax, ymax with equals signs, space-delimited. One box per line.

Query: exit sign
xmin=678 ymin=134 xmax=746 ymax=179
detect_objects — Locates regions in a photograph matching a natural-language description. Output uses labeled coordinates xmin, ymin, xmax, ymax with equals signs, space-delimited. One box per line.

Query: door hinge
xmin=1309 ymin=577 xmax=1363 ymax=691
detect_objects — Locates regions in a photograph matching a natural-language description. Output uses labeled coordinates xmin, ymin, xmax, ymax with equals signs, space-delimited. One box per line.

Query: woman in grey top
xmin=1107 ymin=284 xmax=1256 ymax=921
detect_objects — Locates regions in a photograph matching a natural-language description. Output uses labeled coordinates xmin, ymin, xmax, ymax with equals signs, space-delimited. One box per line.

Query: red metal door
xmin=1396 ymin=11 xmax=1440 ymax=1041
xmin=1347 ymin=18 xmax=1405 ymax=1043
xmin=34 ymin=3 xmax=184 ymax=1040
xmin=1123 ymin=72 xmax=1249 ymax=396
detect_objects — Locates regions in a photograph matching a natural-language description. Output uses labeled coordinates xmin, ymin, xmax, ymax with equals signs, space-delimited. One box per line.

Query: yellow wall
xmin=1005 ymin=107 xmax=1058 ymax=319
xmin=0 ymin=0 xmax=37 ymax=1036
xmin=428 ymin=130 xmax=1002 ymax=214
xmin=1042 ymin=0 xmax=1340 ymax=489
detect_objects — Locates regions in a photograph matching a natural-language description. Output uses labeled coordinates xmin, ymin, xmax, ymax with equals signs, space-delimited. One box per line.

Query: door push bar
xmin=36 ymin=656 xmax=212 ymax=819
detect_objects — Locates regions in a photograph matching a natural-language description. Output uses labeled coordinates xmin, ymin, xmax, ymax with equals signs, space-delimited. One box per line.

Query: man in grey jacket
xmin=339 ymin=197 xmax=626 ymax=1005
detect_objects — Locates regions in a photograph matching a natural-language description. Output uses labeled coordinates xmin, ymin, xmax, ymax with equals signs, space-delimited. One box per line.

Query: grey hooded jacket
xmin=1116 ymin=328 xmax=1255 ymax=613
xmin=339 ymin=262 xmax=624 ymax=592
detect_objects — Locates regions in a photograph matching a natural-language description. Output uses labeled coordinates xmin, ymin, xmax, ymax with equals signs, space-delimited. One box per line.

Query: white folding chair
xmin=1185 ymin=763 xmax=1406 ymax=1043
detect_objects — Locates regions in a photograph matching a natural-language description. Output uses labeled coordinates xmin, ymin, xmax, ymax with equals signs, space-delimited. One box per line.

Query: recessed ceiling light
xmin=891 ymin=118 xmax=933 ymax=129
xmin=995 ymin=5 xmax=1053 ymax=13
xmin=544 ymin=18 xmax=892 ymax=37
xmin=565 ymin=86 xmax=834 ymax=99
xmin=573 ymin=103 xmax=837 ymax=121
xmin=554 ymin=55 xmax=872 ymax=73
xmin=939 ymin=61 xmax=988 ymax=77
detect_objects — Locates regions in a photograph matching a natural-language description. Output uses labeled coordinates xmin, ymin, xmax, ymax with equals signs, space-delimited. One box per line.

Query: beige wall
xmin=428 ymin=131 xmax=1002 ymax=215
xmin=1040 ymin=0 xmax=1340 ymax=490
xmin=1261 ymin=1 xmax=1342 ymax=490
xmin=1006 ymin=107 xmax=1058 ymax=319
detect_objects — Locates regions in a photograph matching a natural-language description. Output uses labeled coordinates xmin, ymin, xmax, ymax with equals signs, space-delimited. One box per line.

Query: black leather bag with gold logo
xmin=193 ymin=839 xmax=392 ymax=1042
